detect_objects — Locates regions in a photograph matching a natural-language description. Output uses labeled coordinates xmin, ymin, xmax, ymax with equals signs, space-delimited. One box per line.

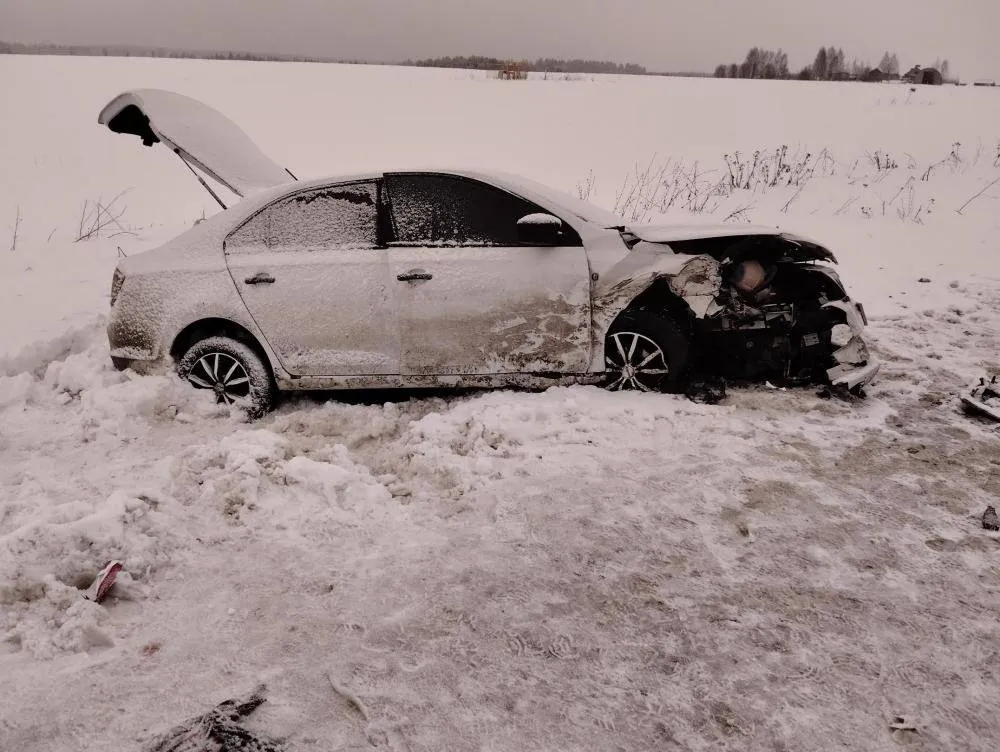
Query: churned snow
xmin=1 ymin=55 xmax=1000 ymax=751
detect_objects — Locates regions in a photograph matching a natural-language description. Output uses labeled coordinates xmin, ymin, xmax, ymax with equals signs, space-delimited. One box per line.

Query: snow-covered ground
xmin=2 ymin=55 xmax=1000 ymax=751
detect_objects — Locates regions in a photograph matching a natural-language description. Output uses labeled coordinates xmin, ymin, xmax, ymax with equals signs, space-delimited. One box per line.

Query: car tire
xmin=604 ymin=310 xmax=690 ymax=394
xmin=177 ymin=335 xmax=276 ymax=418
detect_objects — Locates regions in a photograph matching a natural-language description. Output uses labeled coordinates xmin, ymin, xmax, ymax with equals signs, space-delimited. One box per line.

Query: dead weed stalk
xmin=9 ymin=205 xmax=21 ymax=251
xmin=589 ymin=141 xmax=998 ymax=225
xmin=75 ymin=190 xmax=135 ymax=242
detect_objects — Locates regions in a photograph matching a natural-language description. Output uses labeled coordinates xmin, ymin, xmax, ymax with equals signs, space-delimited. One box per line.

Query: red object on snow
xmin=83 ymin=560 xmax=124 ymax=603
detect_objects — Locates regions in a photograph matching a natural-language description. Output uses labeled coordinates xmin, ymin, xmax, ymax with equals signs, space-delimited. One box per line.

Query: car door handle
xmin=397 ymin=270 xmax=433 ymax=282
xmin=244 ymin=272 xmax=275 ymax=285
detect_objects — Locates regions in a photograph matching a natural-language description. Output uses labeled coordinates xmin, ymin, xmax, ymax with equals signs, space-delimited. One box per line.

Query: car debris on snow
xmin=141 ymin=685 xmax=285 ymax=752
xmin=888 ymin=716 xmax=920 ymax=738
xmin=960 ymin=375 xmax=1000 ymax=422
xmin=82 ymin=559 xmax=124 ymax=603
xmin=686 ymin=376 xmax=728 ymax=404
xmin=983 ymin=506 xmax=999 ymax=532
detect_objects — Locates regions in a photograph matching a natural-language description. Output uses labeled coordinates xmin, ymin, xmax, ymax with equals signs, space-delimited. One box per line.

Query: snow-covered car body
xmin=101 ymin=89 xmax=878 ymax=401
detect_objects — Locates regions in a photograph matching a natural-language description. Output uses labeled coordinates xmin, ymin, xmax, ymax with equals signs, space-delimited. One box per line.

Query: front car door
xmin=383 ymin=172 xmax=592 ymax=376
xmin=224 ymin=180 xmax=398 ymax=377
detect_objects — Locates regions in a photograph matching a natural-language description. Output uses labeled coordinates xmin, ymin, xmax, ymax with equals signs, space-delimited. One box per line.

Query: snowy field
xmin=2 ymin=55 xmax=1000 ymax=751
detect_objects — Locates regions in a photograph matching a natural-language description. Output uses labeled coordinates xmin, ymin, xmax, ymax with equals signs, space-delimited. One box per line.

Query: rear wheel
xmin=604 ymin=311 xmax=690 ymax=393
xmin=177 ymin=336 xmax=275 ymax=418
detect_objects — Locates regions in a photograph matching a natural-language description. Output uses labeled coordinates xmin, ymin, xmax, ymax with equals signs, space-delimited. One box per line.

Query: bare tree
xmin=775 ymin=49 xmax=789 ymax=78
xmin=813 ymin=47 xmax=828 ymax=80
xmin=826 ymin=47 xmax=846 ymax=79
xmin=742 ymin=47 xmax=760 ymax=78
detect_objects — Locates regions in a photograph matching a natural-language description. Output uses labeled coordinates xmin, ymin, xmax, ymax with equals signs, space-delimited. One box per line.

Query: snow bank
xmin=0 ymin=312 xmax=997 ymax=748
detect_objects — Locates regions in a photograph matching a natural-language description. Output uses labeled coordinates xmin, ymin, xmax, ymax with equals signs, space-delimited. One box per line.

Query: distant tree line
xmin=403 ymin=55 xmax=647 ymax=75
xmin=0 ymin=40 xmax=373 ymax=64
xmin=714 ymin=46 xmax=954 ymax=82
xmin=0 ymin=39 xmax=953 ymax=82
xmin=0 ymin=42 xmax=648 ymax=75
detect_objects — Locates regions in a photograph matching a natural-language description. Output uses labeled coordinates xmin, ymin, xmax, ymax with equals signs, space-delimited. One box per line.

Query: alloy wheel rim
xmin=605 ymin=332 xmax=670 ymax=392
xmin=186 ymin=352 xmax=251 ymax=404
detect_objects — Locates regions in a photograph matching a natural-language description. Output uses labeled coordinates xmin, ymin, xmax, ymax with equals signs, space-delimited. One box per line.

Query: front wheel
xmin=603 ymin=311 xmax=690 ymax=393
xmin=177 ymin=336 xmax=275 ymax=418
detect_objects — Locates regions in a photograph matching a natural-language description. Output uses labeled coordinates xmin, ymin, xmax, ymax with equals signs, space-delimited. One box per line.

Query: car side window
xmin=226 ymin=182 xmax=379 ymax=252
xmin=385 ymin=174 xmax=568 ymax=246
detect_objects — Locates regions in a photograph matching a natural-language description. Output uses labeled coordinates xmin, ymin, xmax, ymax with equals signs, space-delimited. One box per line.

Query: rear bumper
xmin=107 ymin=296 xmax=163 ymax=373
xmin=109 ymin=347 xmax=163 ymax=375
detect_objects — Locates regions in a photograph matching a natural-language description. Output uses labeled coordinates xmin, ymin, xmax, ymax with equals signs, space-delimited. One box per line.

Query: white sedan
xmin=100 ymin=89 xmax=878 ymax=416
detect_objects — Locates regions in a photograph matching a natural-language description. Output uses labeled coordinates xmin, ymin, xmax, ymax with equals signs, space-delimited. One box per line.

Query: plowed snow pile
xmin=1 ymin=56 xmax=999 ymax=751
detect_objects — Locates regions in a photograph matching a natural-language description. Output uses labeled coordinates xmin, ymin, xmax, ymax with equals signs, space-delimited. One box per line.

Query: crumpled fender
xmin=588 ymin=242 xmax=726 ymax=371
xmin=591 ymin=242 xmax=720 ymax=335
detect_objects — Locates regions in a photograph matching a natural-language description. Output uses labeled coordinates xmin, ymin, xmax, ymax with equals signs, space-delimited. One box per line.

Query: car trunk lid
xmin=98 ymin=89 xmax=294 ymax=200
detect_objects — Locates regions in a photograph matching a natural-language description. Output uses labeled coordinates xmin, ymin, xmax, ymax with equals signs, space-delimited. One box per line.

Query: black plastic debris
xmin=983 ymin=506 xmax=999 ymax=532
xmin=686 ymin=376 xmax=727 ymax=405
xmin=142 ymin=686 xmax=285 ymax=752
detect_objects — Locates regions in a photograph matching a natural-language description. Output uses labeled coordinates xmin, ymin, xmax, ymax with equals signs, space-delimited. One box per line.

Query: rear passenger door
xmin=224 ymin=181 xmax=398 ymax=377
xmin=384 ymin=172 xmax=592 ymax=376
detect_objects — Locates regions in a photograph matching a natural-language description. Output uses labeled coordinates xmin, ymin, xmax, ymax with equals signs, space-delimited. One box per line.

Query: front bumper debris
xmin=961 ymin=376 xmax=1000 ymax=422
xmin=828 ymin=359 xmax=881 ymax=391
xmin=823 ymin=299 xmax=879 ymax=391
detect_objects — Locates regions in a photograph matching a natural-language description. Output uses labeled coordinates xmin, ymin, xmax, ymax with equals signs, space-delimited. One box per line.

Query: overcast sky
xmin=3 ymin=0 xmax=997 ymax=79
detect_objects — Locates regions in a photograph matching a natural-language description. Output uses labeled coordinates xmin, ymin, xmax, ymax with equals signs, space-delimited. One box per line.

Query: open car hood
xmin=624 ymin=223 xmax=836 ymax=263
xmin=98 ymin=89 xmax=293 ymax=198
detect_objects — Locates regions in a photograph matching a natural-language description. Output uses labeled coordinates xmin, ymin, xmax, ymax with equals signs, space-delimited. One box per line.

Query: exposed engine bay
xmin=660 ymin=234 xmax=878 ymax=393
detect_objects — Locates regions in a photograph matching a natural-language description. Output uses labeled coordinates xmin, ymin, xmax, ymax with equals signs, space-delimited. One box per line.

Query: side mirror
xmin=517 ymin=213 xmax=564 ymax=245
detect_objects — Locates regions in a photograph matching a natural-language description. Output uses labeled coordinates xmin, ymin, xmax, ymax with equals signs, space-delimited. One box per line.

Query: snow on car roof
xmin=223 ymin=167 xmax=627 ymax=229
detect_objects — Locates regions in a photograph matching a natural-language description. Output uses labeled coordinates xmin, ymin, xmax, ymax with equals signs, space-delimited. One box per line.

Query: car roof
xmin=226 ymin=168 xmax=626 ymax=230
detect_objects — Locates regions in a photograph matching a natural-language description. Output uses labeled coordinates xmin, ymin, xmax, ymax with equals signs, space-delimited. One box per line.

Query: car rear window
xmin=227 ymin=182 xmax=379 ymax=252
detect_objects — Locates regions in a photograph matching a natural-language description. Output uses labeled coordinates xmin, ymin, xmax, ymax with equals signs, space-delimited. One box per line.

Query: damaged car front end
xmin=607 ymin=226 xmax=879 ymax=395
